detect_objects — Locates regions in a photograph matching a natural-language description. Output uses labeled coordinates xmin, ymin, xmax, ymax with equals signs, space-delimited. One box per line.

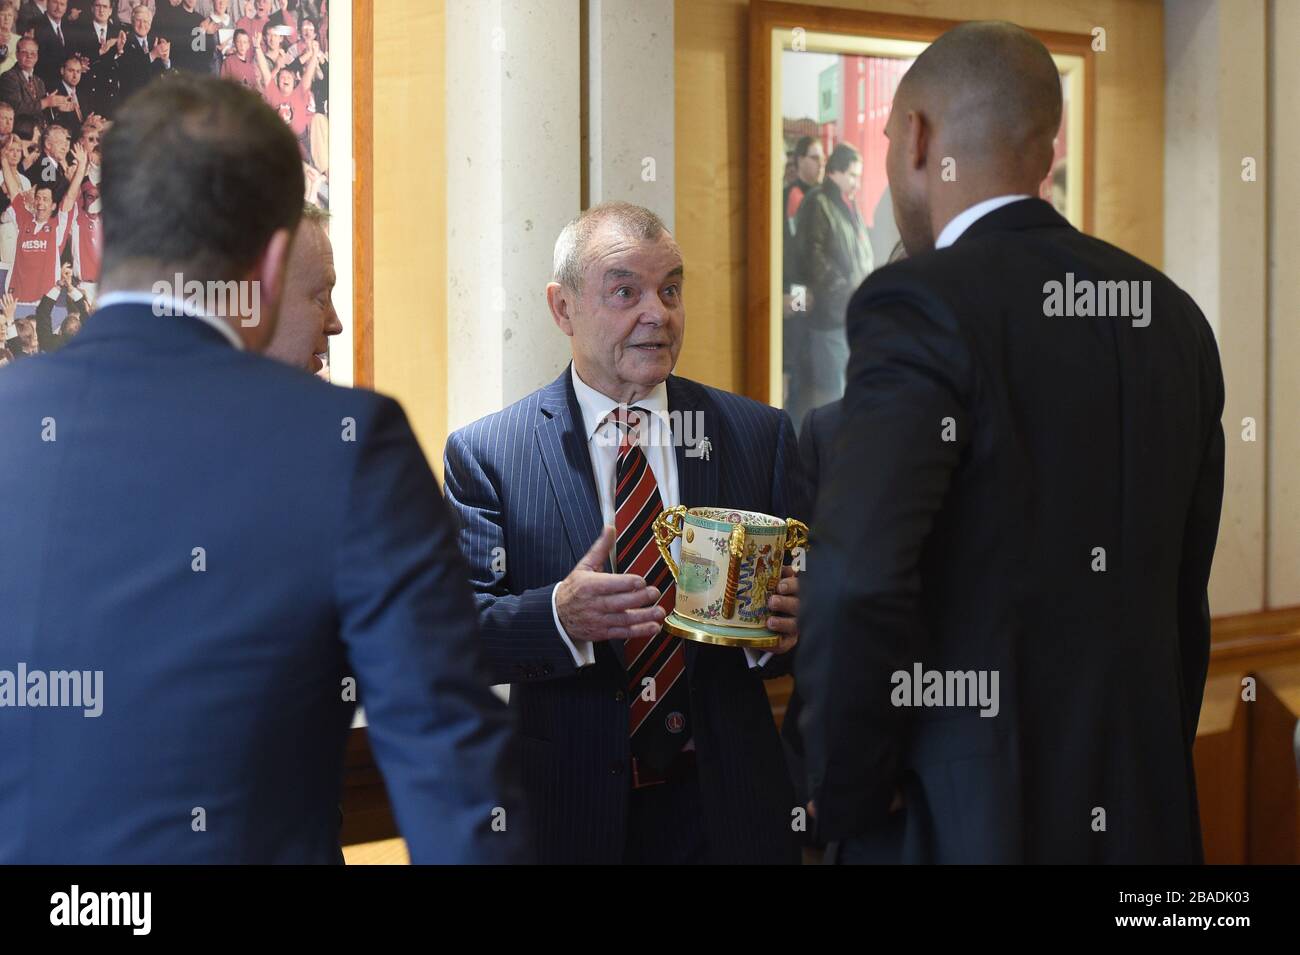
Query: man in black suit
xmin=77 ymin=0 xmax=123 ymax=68
xmin=107 ymin=2 xmax=170 ymax=108
xmin=31 ymin=0 xmax=74 ymax=90
xmin=797 ymin=21 xmax=1225 ymax=864
xmin=445 ymin=202 xmax=807 ymax=864
xmin=41 ymin=56 xmax=86 ymax=140
xmin=78 ymin=0 xmax=123 ymax=116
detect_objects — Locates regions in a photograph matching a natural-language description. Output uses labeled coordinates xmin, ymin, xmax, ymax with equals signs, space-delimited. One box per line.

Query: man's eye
xmin=614 ymin=287 xmax=634 ymax=300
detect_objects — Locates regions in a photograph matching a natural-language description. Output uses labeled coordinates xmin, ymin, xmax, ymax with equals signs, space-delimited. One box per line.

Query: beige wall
xmin=673 ymin=0 xmax=1165 ymax=393
xmin=372 ymin=0 xmax=448 ymax=476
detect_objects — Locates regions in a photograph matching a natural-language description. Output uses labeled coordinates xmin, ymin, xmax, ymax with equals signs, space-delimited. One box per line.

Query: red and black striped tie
xmin=611 ymin=407 xmax=691 ymax=773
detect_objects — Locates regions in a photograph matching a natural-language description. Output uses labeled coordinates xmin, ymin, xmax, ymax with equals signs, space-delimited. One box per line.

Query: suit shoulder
xmin=446 ymin=383 xmax=549 ymax=454
xmin=222 ymin=350 xmax=402 ymax=427
xmin=683 ymin=378 xmax=789 ymax=435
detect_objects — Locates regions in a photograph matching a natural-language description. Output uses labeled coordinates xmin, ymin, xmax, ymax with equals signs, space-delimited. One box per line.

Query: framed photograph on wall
xmin=747 ymin=1 xmax=1094 ymax=421
xmin=0 ymin=0 xmax=372 ymax=390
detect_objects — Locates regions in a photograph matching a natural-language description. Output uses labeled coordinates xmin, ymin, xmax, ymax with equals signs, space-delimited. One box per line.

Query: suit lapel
xmin=668 ymin=375 xmax=718 ymax=511
xmin=534 ymin=366 xmax=624 ymax=668
xmin=534 ymin=367 xmax=604 ymax=567
xmin=667 ymin=376 xmax=718 ymax=674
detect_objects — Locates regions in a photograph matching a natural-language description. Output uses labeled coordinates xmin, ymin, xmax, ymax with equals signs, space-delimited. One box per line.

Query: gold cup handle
xmin=652 ymin=505 xmax=687 ymax=581
xmin=721 ymin=523 xmax=746 ymax=619
xmin=784 ymin=518 xmax=809 ymax=554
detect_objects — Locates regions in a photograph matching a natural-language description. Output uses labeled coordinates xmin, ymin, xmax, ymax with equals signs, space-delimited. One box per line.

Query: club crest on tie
xmin=665 ymin=711 xmax=686 ymax=734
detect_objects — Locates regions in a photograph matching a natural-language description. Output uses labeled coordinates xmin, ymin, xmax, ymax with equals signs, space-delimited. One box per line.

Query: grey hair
xmin=551 ymin=201 xmax=668 ymax=291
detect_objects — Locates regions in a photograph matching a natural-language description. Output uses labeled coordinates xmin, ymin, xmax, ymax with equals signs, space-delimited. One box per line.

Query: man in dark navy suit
xmin=444 ymin=202 xmax=805 ymax=864
xmin=0 ymin=75 xmax=521 ymax=864
xmin=798 ymin=22 xmax=1223 ymax=864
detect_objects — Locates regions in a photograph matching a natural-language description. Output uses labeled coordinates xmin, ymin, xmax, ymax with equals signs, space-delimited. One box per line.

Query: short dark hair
xmin=101 ymin=75 xmax=305 ymax=283
xmin=794 ymin=135 xmax=819 ymax=160
xmin=12 ymin=115 xmax=36 ymax=140
xmin=826 ymin=142 xmax=861 ymax=175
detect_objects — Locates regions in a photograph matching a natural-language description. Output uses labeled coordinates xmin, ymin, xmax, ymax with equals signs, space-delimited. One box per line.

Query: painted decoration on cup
xmin=653 ymin=506 xmax=808 ymax=629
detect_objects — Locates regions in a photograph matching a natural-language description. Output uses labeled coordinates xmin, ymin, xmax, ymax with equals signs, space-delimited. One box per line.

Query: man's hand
xmin=764 ymin=564 xmax=799 ymax=654
xmin=1 ymin=292 xmax=16 ymax=322
xmin=555 ymin=526 xmax=664 ymax=643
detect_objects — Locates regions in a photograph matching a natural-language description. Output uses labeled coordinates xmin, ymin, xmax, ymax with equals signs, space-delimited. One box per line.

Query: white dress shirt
xmin=552 ymin=364 xmax=770 ymax=670
xmin=96 ymin=290 xmax=245 ymax=350
xmin=934 ymin=194 xmax=1032 ymax=249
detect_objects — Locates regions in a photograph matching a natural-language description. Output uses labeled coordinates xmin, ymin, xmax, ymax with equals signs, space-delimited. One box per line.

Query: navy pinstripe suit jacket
xmin=444 ymin=367 xmax=806 ymax=863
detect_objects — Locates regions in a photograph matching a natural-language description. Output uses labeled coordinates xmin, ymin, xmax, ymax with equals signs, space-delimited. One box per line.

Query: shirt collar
xmin=570 ymin=363 xmax=669 ymax=441
xmin=934 ymin=195 xmax=1031 ymax=250
xmin=95 ymin=290 xmax=246 ymax=350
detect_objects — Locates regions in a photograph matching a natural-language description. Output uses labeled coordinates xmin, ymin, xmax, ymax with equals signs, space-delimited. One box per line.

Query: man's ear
xmin=546 ymin=281 xmax=576 ymax=337
xmin=244 ymin=225 xmax=293 ymax=351
xmin=907 ymin=108 xmax=930 ymax=173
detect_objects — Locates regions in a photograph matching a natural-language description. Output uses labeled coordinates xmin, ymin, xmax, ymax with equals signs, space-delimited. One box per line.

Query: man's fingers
xmin=766 ymin=594 xmax=797 ymax=616
xmin=599 ymin=586 xmax=660 ymax=612
xmin=618 ymin=605 xmax=665 ymax=626
xmin=766 ymin=613 xmax=797 ymax=635
xmin=582 ymin=571 xmax=646 ymax=595
xmin=577 ymin=525 xmax=615 ymax=572
xmin=604 ymin=621 xmax=666 ymax=641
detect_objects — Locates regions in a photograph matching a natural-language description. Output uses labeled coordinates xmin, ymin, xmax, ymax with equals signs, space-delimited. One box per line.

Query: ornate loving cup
xmin=652 ymin=506 xmax=808 ymax=630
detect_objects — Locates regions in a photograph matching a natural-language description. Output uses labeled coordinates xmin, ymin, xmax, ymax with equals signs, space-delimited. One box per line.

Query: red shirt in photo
xmin=71 ymin=204 xmax=101 ymax=284
xmin=6 ymin=202 xmax=69 ymax=303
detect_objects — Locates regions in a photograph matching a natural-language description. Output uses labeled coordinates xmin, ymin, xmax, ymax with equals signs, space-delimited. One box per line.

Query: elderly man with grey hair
xmin=444 ymin=201 xmax=809 ymax=864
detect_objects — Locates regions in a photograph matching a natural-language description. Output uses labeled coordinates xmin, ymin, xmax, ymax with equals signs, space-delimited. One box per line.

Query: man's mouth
xmin=630 ymin=342 xmax=668 ymax=352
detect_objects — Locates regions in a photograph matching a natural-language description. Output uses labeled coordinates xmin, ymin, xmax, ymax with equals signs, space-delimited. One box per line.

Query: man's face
xmin=797 ymin=142 xmax=825 ymax=185
xmin=234 ymin=32 xmax=250 ymax=56
xmin=49 ymin=0 xmax=67 ymax=20
xmin=264 ymin=219 xmax=340 ymax=373
xmin=16 ymin=41 xmax=37 ymax=71
xmin=61 ymin=59 xmax=82 ymax=87
xmin=551 ymin=223 xmax=685 ymax=401
xmin=15 ymin=318 xmax=36 ymax=348
xmin=91 ymin=1 xmax=111 ymax=24
xmin=828 ymin=159 xmax=862 ymax=200
xmin=33 ymin=188 xmax=54 ymax=218
xmin=133 ymin=9 xmax=151 ymax=36
xmin=884 ymin=96 xmax=934 ymax=255
xmin=255 ymin=0 xmax=269 ymax=15
xmin=301 ymin=20 xmax=314 ymax=42
xmin=0 ymin=9 xmax=14 ymax=32
xmin=276 ymin=69 xmax=294 ymax=94
xmin=45 ymin=129 xmax=68 ymax=159
xmin=0 ymin=109 xmax=14 ymax=138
